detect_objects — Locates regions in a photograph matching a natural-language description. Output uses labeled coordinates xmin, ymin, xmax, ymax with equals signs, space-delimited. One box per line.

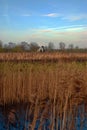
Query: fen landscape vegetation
xmin=0 ymin=0 xmax=87 ymax=129
xmin=0 ymin=51 xmax=87 ymax=130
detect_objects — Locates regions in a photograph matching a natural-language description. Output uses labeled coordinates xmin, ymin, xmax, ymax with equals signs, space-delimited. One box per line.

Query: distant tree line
xmin=0 ymin=40 xmax=55 ymax=52
xmin=0 ymin=40 xmax=87 ymax=53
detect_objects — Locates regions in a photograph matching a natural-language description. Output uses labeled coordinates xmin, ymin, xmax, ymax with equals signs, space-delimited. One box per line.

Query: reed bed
xmin=0 ymin=61 xmax=87 ymax=130
xmin=0 ymin=52 xmax=87 ymax=62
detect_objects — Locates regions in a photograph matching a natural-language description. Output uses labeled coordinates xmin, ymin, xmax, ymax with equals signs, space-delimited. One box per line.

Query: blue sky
xmin=0 ymin=0 xmax=87 ymax=47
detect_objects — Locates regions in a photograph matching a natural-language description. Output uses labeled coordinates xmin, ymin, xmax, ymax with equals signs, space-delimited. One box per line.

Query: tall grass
xmin=0 ymin=61 xmax=87 ymax=129
xmin=0 ymin=52 xmax=87 ymax=61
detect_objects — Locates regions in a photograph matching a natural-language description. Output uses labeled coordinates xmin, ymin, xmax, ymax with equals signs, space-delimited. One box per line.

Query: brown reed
xmin=0 ymin=61 xmax=87 ymax=130
xmin=0 ymin=52 xmax=87 ymax=62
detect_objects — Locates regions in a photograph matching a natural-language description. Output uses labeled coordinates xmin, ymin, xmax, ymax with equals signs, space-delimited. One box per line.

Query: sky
xmin=0 ymin=0 xmax=87 ymax=48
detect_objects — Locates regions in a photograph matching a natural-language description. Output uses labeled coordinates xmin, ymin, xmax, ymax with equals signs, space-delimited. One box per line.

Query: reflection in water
xmin=0 ymin=104 xmax=87 ymax=130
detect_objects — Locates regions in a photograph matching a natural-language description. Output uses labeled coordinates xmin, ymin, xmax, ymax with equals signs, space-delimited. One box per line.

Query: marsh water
xmin=0 ymin=104 xmax=87 ymax=130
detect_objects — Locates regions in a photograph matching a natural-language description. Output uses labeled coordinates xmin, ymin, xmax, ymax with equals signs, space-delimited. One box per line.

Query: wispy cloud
xmin=62 ymin=14 xmax=87 ymax=21
xmin=42 ymin=12 xmax=87 ymax=21
xmin=37 ymin=25 xmax=87 ymax=32
xmin=39 ymin=29 xmax=52 ymax=33
xmin=65 ymin=27 xmax=85 ymax=31
xmin=42 ymin=13 xmax=60 ymax=17
xmin=1 ymin=25 xmax=87 ymax=48
xmin=55 ymin=25 xmax=87 ymax=31
xmin=29 ymin=25 xmax=87 ymax=38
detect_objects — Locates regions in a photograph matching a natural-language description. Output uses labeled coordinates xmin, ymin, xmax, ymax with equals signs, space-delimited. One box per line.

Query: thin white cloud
xmin=1 ymin=27 xmax=87 ymax=48
xmin=65 ymin=27 xmax=85 ymax=31
xmin=55 ymin=25 xmax=87 ymax=31
xmin=34 ymin=25 xmax=87 ymax=32
xmin=42 ymin=12 xmax=87 ymax=21
xmin=62 ymin=14 xmax=87 ymax=21
xmin=27 ymin=25 xmax=87 ymax=41
xmin=42 ymin=13 xmax=60 ymax=17
xmin=39 ymin=29 xmax=52 ymax=33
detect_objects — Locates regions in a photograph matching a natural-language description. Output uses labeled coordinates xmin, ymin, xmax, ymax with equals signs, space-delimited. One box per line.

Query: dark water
xmin=0 ymin=104 xmax=87 ymax=130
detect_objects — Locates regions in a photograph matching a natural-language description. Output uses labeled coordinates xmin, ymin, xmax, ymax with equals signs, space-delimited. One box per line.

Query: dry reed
xmin=0 ymin=52 xmax=87 ymax=62
xmin=0 ymin=61 xmax=87 ymax=130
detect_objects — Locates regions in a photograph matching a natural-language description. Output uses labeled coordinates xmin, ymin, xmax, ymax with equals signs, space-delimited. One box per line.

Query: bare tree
xmin=20 ymin=41 xmax=30 ymax=51
xmin=30 ymin=42 xmax=39 ymax=51
xmin=75 ymin=46 xmax=79 ymax=49
xmin=48 ymin=42 xmax=54 ymax=51
xmin=68 ymin=44 xmax=74 ymax=49
xmin=59 ymin=42 xmax=66 ymax=50
xmin=0 ymin=40 xmax=3 ymax=48
xmin=8 ymin=42 xmax=16 ymax=49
